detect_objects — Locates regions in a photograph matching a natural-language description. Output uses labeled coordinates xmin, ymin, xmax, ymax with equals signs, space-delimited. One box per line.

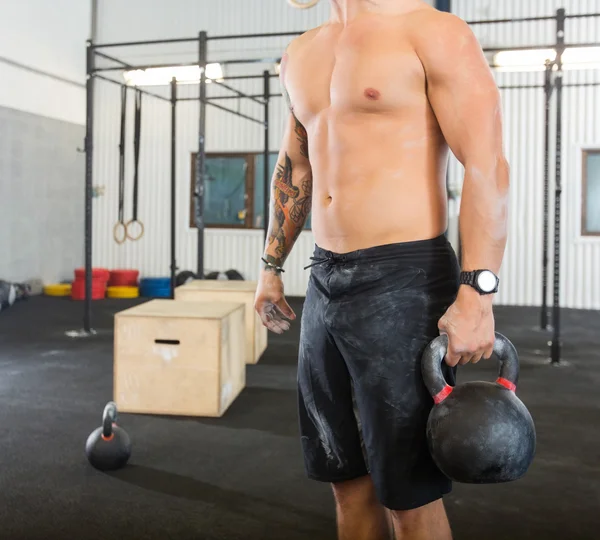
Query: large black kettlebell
xmin=85 ymin=402 xmax=131 ymax=471
xmin=422 ymin=332 xmax=536 ymax=484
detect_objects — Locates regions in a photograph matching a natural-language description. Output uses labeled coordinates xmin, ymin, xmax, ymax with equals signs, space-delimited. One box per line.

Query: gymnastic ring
xmin=113 ymin=222 xmax=128 ymax=245
xmin=125 ymin=219 xmax=145 ymax=241
xmin=287 ymin=0 xmax=320 ymax=9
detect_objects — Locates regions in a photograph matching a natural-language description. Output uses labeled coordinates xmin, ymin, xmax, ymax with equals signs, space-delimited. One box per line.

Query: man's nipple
xmin=364 ymin=88 xmax=381 ymax=100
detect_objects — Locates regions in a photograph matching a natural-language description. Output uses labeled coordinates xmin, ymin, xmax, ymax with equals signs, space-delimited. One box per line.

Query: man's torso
xmin=285 ymin=6 xmax=450 ymax=252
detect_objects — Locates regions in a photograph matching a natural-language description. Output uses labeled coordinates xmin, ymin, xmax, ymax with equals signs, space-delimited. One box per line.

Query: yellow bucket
xmin=44 ymin=284 xmax=72 ymax=297
xmin=107 ymin=286 xmax=139 ymax=299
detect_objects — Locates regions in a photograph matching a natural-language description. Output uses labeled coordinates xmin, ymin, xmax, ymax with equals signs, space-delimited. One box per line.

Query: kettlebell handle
xmin=422 ymin=332 xmax=520 ymax=405
xmin=102 ymin=402 xmax=118 ymax=439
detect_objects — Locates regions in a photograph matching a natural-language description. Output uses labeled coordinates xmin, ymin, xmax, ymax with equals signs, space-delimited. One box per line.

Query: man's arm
xmin=263 ymin=53 xmax=312 ymax=271
xmin=417 ymin=14 xmax=510 ymax=364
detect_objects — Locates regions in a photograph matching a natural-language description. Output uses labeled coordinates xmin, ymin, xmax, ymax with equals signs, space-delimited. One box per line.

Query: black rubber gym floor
xmin=0 ymin=297 xmax=599 ymax=540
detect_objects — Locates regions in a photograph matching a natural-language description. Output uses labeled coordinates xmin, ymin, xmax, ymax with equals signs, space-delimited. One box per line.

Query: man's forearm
xmin=263 ymin=153 xmax=312 ymax=268
xmin=458 ymin=158 xmax=510 ymax=300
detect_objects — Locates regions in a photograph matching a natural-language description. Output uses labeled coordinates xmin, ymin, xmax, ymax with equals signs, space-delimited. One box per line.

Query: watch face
xmin=477 ymin=271 xmax=497 ymax=293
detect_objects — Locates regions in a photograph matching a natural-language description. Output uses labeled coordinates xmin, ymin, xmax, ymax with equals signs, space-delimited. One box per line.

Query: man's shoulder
xmin=285 ymin=25 xmax=324 ymax=57
xmin=404 ymin=9 xmax=472 ymax=41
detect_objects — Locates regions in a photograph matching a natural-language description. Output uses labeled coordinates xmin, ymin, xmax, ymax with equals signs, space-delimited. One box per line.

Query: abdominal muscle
xmin=308 ymin=109 xmax=450 ymax=253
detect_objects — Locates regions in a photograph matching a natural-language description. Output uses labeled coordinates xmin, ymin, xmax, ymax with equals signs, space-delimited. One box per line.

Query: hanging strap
xmin=126 ymin=89 xmax=145 ymax=241
xmin=113 ymin=85 xmax=128 ymax=244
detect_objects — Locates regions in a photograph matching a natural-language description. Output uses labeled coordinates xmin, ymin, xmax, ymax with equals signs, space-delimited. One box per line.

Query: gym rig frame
xmin=82 ymin=9 xmax=600 ymax=367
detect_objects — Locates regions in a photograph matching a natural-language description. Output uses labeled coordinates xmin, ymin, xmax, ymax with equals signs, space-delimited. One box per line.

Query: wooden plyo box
xmin=175 ymin=280 xmax=268 ymax=365
xmin=114 ymin=300 xmax=246 ymax=418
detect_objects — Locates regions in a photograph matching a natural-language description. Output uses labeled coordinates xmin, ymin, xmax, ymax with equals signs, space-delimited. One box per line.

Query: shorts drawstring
xmin=304 ymin=253 xmax=349 ymax=270
xmin=304 ymin=256 xmax=332 ymax=270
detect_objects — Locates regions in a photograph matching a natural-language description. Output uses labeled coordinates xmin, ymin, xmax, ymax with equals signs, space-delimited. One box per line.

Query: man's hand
xmin=255 ymin=269 xmax=296 ymax=334
xmin=438 ymin=288 xmax=495 ymax=367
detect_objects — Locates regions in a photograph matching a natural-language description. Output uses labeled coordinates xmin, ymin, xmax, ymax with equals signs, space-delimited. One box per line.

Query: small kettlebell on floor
xmin=421 ymin=333 xmax=536 ymax=484
xmin=85 ymin=402 xmax=131 ymax=471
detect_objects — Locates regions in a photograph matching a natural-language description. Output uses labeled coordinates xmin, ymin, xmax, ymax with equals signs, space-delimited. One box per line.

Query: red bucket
xmin=74 ymin=268 xmax=110 ymax=283
xmin=109 ymin=269 xmax=140 ymax=287
xmin=71 ymin=279 xmax=106 ymax=300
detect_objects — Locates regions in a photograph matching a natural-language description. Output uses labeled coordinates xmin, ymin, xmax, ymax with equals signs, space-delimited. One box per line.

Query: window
xmin=582 ymin=150 xmax=600 ymax=236
xmin=190 ymin=152 xmax=312 ymax=230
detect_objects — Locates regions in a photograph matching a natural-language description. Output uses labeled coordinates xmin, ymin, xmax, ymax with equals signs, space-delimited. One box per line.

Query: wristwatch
xmin=460 ymin=270 xmax=499 ymax=295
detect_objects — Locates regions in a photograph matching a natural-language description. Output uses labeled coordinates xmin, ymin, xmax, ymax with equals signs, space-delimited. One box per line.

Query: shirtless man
xmin=254 ymin=1 xmax=509 ymax=538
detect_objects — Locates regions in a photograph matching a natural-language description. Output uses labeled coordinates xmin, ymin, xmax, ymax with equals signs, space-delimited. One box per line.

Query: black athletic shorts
xmin=298 ymin=234 xmax=460 ymax=510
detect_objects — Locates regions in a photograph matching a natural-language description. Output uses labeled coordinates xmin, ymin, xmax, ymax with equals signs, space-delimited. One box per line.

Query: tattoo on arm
xmin=265 ymin=51 xmax=311 ymax=269
xmin=265 ymin=154 xmax=312 ymax=267
xmin=293 ymin=115 xmax=309 ymax=159
xmin=282 ymin=88 xmax=309 ymax=159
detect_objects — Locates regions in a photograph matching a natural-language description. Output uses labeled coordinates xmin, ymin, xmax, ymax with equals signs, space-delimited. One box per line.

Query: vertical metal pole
xmin=170 ymin=77 xmax=177 ymax=298
xmin=551 ymin=8 xmax=565 ymax=364
xmin=196 ymin=31 xmax=208 ymax=279
xmin=263 ymin=70 xmax=270 ymax=242
xmin=541 ymin=61 xmax=553 ymax=331
xmin=84 ymin=41 xmax=95 ymax=333
xmin=90 ymin=0 xmax=99 ymax=41
xmin=436 ymin=0 xmax=451 ymax=12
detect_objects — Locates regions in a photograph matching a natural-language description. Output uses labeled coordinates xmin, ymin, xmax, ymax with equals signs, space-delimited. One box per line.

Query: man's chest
xmin=285 ymin=24 xmax=426 ymax=124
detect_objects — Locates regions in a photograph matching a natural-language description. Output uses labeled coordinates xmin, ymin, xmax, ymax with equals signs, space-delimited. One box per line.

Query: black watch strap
xmin=460 ymin=271 xmax=477 ymax=287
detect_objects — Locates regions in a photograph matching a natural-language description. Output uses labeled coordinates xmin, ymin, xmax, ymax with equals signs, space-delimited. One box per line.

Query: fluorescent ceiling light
xmin=493 ymin=46 xmax=600 ymax=71
xmin=123 ymin=63 xmax=224 ymax=86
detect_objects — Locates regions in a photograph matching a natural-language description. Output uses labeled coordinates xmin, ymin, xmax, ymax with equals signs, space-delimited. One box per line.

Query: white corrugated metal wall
xmin=93 ymin=1 xmax=600 ymax=304
xmin=450 ymin=0 xmax=600 ymax=308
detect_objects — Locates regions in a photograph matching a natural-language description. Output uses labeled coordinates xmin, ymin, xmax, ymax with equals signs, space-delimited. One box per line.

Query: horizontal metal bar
xmin=206 ymin=101 xmax=265 ymax=126
xmin=95 ymin=72 xmax=279 ymax=82
xmin=218 ymin=57 xmax=280 ymax=66
xmin=565 ymin=12 xmax=600 ymax=19
xmin=220 ymin=74 xmax=279 ymax=81
xmin=484 ymin=42 xmax=599 ymax=54
xmin=498 ymin=84 xmax=544 ymax=90
xmin=94 ymin=65 xmax=130 ymax=73
xmin=211 ymin=80 xmax=265 ymax=105
xmin=178 ymin=93 xmax=283 ymax=102
xmin=94 ymin=50 xmax=132 ymax=69
xmin=208 ymin=93 xmax=283 ymax=101
xmin=467 ymin=15 xmax=556 ymax=25
xmin=94 ymin=74 xmax=171 ymax=102
xmin=208 ymin=31 xmax=303 ymax=41
xmin=564 ymin=42 xmax=600 ymax=49
xmin=484 ymin=43 xmax=555 ymax=53
xmin=94 ymin=60 xmax=200 ymax=73
xmin=93 ymin=36 xmax=199 ymax=49
xmin=564 ymin=81 xmax=600 ymax=87
xmin=495 ymin=82 xmax=600 ymax=90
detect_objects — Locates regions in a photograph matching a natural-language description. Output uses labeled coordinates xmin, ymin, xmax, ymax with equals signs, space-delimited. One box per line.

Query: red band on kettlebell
xmin=102 ymin=433 xmax=115 ymax=442
xmin=496 ymin=377 xmax=517 ymax=392
xmin=433 ymin=385 xmax=453 ymax=404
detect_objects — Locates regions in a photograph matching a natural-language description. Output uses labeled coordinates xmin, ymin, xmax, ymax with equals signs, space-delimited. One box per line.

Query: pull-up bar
xmin=208 ymin=31 xmax=304 ymax=41
xmin=93 ymin=36 xmax=200 ymax=49
xmin=484 ymin=42 xmax=600 ymax=54
xmin=94 ymin=61 xmax=198 ymax=73
xmin=466 ymin=11 xmax=600 ymax=25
